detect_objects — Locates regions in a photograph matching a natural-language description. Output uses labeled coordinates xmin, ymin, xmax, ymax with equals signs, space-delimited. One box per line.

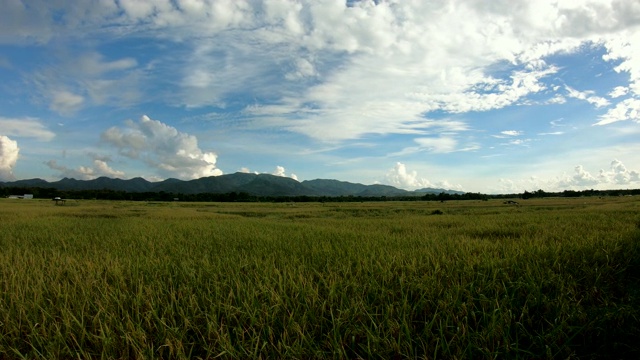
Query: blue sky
xmin=1 ymin=0 xmax=639 ymax=193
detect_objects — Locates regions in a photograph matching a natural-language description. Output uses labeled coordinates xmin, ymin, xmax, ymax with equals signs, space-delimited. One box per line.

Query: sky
xmin=1 ymin=0 xmax=640 ymax=194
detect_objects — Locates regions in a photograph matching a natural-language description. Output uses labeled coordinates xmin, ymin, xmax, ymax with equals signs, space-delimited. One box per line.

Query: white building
xmin=7 ymin=194 xmax=33 ymax=199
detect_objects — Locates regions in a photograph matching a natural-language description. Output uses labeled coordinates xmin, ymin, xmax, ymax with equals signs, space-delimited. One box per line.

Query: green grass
xmin=1 ymin=197 xmax=639 ymax=359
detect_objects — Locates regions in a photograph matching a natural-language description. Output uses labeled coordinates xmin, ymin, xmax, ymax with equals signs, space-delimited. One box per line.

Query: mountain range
xmin=0 ymin=173 xmax=465 ymax=197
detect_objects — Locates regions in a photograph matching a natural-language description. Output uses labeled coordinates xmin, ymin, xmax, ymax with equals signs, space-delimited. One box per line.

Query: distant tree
xmin=563 ymin=190 xmax=580 ymax=197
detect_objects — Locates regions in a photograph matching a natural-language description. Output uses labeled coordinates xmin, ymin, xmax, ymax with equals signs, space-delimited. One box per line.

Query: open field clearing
xmin=1 ymin=197 xmax=639 ymax=359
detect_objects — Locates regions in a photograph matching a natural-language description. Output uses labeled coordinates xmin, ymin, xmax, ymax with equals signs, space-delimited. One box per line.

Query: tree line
xmin=1 ymin=186 xmax=638 ymax=203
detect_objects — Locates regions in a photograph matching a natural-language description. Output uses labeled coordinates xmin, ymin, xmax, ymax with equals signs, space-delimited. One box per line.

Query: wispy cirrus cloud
xmin=2 ymin=1 xmax=640 ymax=191
xmin=6 ymin=0 xmax=622 ymax=140
xmin=565 ymin=85 xmax=610 ymax=108
xmin=0 ymin=117 xmax=55 ymax=141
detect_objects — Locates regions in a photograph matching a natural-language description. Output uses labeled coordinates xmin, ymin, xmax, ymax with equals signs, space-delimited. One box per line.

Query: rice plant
xmin=0 ymin=197 xmax=639 ymax=359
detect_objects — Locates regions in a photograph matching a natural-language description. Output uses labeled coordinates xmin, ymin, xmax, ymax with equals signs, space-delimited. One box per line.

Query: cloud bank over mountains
xmin=0 ymin=0 xmax=639 ymax=193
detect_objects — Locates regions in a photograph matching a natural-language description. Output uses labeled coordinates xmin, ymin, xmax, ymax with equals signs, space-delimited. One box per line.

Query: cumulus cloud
xmin=238 ymin=166 xmax=298 ymax=180
xmin=494 ymin=159 xmax=640 ymax=193
xmin=272 ymin=165 xmax=298 ymax=180
xmin=384 ymin=162 xmax=462 ymax=191
xmin=595 ymin=98 xmax=640 ymax=125
xmin=101 ymin=115 xmax=222 ymax=179
xmin=569 ymin=165 xmax=600 ymax=186
xmin=559 ymin=160 xmax=640 ymax=188
xmin=385 ymin=163 xmax=432 ymax=190
xmin=606 ymin=159 xmax=640 ymax=184
xmin=0 ymin=135 xmax=19 ymax=181
xmin=238 ymin=167 xmax=255 ymax=174
xmin=45 ymin=158 xmax=125 ymax=180
xmin=0 ymin=117 xmax=55 ymax=141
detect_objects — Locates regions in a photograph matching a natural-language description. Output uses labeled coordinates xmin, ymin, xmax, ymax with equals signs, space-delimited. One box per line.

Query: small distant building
xmin=7 ymin=194 xmax=33 ymax=199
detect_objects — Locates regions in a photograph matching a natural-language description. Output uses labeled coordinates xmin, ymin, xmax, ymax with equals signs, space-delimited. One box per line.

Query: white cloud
xmin=5 ymin=0 xmax=640 ymax=143
xmin=391 ymin=134 xmax=478 ymax=157
xmin=0 ymin=117 xmax=55 ymax=141
xmin=546 ymin=94 xmax=567 ymax=104
xmin=272 ymin=165 xmax=297 ymax=180
xmin=3 ymin=0 xmax=640 ymax=190
xmin=568 ymin=165 xmax=600 ymax=187
xmin=385 ymin=162 xmax=432 ymax=190
xmin=493 ymin=159 xmax=640 ymax=193
xmin=565 ymin=86 xmax=610 ymax=108
xmin=45 ymin=158 xmax=125 ymax=180
xmin=237 ymin=165 xmax=298 ymax=180
xmin=0 ymin=135 xmax=19 ymax=181
xmin=603 ymin=29 xmax=640 ymax=95
xmin=50 ymin=90 xmax=85 ymax=115
xmin=609 ymin=86 xmax=629 ymax=98
xmin=93 ymin=159 xmax=126 ymax=178
xmin=595 ymin=98 xmax=640 ymax=125
xmin=381 ymin=162 xmax=462 ymax=190
xmin=430 ymin=66 xmax=560 ymax=113
xmin=413 ymin=137 xmax=458 ymax=154
xmin=384 ymin=162 xmax=463 ymax=191
xmin=505 ymin=139 xmax=531 ymax=146
xmin=285 ymin=58 xmax=318 ymax=80
xmin=550 ymin=118 xmax=566 ymax=127
xmin=606 ymin=159 xmax=640 ymax=185
xmin=101 ymin=115 xmax=222 ymax=179
xmin=494 ymin=130 xmax=523 ymax=138
xmin=77 ymin=52 xmax=137 ymax=76
xmin=5 ymin=1 xmax=563 ymax=141
xmin=28 ymin=51 xmax=142 ymax=116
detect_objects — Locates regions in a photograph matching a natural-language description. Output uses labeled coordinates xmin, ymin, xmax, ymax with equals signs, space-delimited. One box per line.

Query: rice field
xmin=0 ymin=196 xmax=639 ymax=359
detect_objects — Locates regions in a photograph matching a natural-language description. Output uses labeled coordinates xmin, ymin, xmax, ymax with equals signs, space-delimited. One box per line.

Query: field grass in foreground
xmin=1 ymin=197 xmax=639 ymax=359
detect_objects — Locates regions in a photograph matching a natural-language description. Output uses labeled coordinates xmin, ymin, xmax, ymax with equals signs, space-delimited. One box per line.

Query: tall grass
xmin=0 ymin=197 xmax=639 ymax=358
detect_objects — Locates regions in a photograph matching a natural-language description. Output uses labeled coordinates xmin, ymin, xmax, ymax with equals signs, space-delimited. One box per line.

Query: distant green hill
xmin=1 ymin=173 xmax=464 ymax=197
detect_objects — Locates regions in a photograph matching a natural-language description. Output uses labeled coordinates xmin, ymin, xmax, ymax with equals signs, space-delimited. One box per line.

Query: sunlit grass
xmin=0 ymin=197 xmax=639 ymax=358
